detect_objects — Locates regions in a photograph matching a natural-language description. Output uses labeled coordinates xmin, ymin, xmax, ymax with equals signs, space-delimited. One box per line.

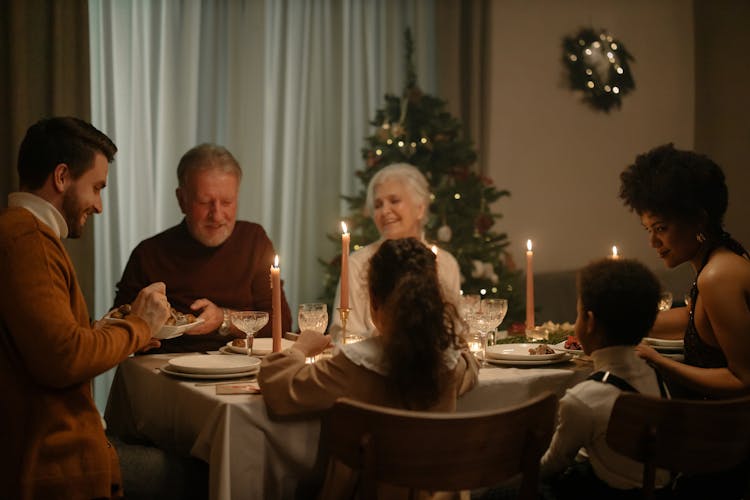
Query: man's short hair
xmin=577 ymin=258 xmax=661 ymax=345
xmin=176 ymin=143 xmax=242 ymax=188
xmin=17 ymin=117 xmax=117 ymax=190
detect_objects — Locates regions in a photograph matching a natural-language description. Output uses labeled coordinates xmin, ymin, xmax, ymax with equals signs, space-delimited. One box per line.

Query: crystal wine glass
xmin=230 ymin=311 xmax=269 ymax=356
xmin=298 ymin=303 xmax=328 ymax=333
xmin=481 ymin=298 xmax=508 ymax=346
xmin=298 ymin=303 xmax=329 ymax=362
xmin=466 ymin=311 xmax=494 ymax=367
xmin=460 ymin=294 xmax=481 ymax=321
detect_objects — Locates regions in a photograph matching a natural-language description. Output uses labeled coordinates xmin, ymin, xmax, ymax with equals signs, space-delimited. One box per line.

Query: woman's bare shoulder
xmin=699 ymin=249 xmax=750 ymax=289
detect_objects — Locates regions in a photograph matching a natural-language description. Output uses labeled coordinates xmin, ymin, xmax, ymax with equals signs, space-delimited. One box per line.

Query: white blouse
xmin=329 ymin=239 xmax=461 ymax=342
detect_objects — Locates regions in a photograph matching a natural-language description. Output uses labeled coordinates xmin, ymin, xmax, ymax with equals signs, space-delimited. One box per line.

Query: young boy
xmin=540 ymin=258 xmax=670 ymax=499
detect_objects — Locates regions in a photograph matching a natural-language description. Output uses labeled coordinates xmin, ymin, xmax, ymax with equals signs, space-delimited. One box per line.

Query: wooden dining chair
xmin=320 ymin=391 xmax=558 ymax=500
xmin=606 ymin=392 xmax=750 ymax=499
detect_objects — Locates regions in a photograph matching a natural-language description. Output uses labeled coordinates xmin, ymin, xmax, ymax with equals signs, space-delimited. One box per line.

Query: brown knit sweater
xmin=0 ymin=207 xmax=152 ymax=499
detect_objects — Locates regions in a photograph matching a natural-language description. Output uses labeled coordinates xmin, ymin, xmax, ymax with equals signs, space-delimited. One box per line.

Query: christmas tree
xmin=320 ymin=30 xmax=525 ymax=326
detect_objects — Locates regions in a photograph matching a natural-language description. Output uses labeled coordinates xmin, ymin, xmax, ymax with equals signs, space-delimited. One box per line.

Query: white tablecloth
xmin=105 ymin=353 xmax=592 ymax=500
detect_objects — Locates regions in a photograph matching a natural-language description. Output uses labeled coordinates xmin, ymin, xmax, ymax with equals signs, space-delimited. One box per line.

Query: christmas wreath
xmin=562 ymin=28 xmax=635 ymax=112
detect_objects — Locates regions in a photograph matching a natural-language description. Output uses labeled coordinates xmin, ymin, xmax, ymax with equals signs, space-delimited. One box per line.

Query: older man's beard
xmin=61 ymin=190 xmax=88 ymax=239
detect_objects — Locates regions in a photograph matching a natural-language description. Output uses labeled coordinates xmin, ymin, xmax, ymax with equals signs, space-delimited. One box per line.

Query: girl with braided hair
xmin=619 ymin=143 xmax=750 ymax=399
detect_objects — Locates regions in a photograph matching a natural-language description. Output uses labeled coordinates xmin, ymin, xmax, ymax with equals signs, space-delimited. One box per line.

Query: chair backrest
xmin=321 ymin=391 xmax=558 ymax=499
xmin=606 ymin=392 xmax=750 ymax=498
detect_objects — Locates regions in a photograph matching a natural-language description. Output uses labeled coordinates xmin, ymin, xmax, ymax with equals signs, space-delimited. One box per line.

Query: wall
xmin=694 ymin=0 xmax=750 ymax=250
xmin=484 ymin=0 xmax=696 ymax=321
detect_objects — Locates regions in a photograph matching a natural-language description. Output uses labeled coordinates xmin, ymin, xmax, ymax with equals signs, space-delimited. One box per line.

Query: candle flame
xmin=612 ymin=245 xmax=618 ymax=257
xmin=273 ymin=255 xmax=279 ymax=268
xmin=431 ymin=245 xmax=438 ymax=255
xmin=527 ymin=239 xmax=533 ymax=252
xmin=341 ymin=221 xmax=348 ymax=234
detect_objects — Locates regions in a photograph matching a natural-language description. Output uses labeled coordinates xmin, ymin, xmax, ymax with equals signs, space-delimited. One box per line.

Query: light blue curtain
xmin=89 ymin=0 xmax=436 ymax=411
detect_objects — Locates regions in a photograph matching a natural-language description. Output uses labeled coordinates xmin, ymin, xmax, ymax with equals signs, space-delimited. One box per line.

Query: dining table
xmin=104 ymin=350 xmax=592 ymax=500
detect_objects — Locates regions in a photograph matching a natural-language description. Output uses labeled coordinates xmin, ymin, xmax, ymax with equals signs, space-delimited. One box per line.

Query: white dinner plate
xmin=643 ymin=337 xmax=684 ymax=348
xmin=661 ymin=352 xmax=685 ymax=362
xmin=225 ymin=338 xmax=295 ymax=356
xmin=486 ymin=343 xmax=565 ymax=361
xmin=486 ymin=354 xmax=573 ymax=366
xmin=160 ymin=364 xmax=258 ymax=380
xmin=652 ymin=345 xmax=684 ymax=353
xmin=156 ymin=319 xmax=205 ymax=340
xmin=167 ymin=354 xmax=261 ymax=374
xmin=552 ymin=341 xmax=585 ymax=355
xmin=104 ymin=314 xmax=204 ymax=340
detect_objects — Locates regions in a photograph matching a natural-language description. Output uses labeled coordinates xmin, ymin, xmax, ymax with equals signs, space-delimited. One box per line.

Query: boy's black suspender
xmin=588 ymin=370 xmax=669 ymax=398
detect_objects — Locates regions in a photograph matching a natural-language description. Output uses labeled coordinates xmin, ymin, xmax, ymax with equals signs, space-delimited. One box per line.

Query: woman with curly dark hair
xmin=619 ymin=143 xmax=750 ymax=399
xmin=259 ymin=237 xmax=478 ymax=413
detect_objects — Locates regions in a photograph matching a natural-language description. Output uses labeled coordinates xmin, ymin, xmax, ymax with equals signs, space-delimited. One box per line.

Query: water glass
xmin=298 ymin=303 xmax=328 ymax=333
xmin=658 ymin=291 xmax=673 ymax=312
xmin=298 ymin=303 xmax=328 ymax=362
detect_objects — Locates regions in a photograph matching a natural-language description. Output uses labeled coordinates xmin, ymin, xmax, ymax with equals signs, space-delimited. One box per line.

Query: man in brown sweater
xmin=0 ymin=117 xmax=170 ymax=499
xmin=113 ymin=143 xmax=292 ymax=353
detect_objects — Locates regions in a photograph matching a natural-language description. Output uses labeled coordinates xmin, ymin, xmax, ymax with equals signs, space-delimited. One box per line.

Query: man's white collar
xmin=8 ymin=192 xmax=68 ymax=238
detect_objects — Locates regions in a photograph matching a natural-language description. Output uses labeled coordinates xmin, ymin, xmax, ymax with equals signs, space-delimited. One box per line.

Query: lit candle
xmin=526 ymin=239 xmax=535 ymax=330
xmin=271 ymin=255 xmax=282 ymax=352
xmin=431 ymin=245 xmax=438 ymax=255
xmin=340 ymin=222 xmax=350 ymax=310
xmin=611 ymin=245 xmax=620 ymax=259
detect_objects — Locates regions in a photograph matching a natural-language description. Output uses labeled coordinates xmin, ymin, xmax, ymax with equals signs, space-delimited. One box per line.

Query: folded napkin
xmin=216 ymin=382 xmax=261 ymax=395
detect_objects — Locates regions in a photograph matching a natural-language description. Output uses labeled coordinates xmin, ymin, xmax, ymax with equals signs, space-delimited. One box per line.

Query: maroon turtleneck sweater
xmin=114 ymin=219 xmax=292 ymax=352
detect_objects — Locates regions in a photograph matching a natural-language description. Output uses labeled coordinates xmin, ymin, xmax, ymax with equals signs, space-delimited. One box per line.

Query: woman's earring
xmin=696 ymin=232 xmax=707 ymax=243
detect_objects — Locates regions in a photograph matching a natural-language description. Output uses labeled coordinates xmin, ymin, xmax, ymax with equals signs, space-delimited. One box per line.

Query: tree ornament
xmin=437 ymin=224 xmax=452 ymax=242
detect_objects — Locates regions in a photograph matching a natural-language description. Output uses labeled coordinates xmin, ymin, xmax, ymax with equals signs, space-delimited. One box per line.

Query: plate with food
xmin=553 ymin=335 xmax=585 ymax=354
xmin=486 ymin=353 xmax=573 ymax=366
xmin=106 ymin=304 xmax=204 ymax=340
xmin=224 ymin=337 xmax=295 ymax=355
xmin=485 ymin=343 xmax=565 ymax=361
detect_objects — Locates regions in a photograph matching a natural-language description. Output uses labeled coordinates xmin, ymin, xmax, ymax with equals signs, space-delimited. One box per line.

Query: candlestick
xmin=526 ymin=239 xmax=535 ymax=330
xmin=611 ymin=245 xmax=620 ymax=259
xmin=271 ymin=255 xmax=282 ymax=352
xmin=340 ymin=222 xmax=350 ymax=310
xmin=337 ymin=307 xmax=352 ymax=344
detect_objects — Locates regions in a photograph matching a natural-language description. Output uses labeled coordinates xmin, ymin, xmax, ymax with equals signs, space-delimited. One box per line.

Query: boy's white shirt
xmin=540 ymin=344 xmax=671 ymax=490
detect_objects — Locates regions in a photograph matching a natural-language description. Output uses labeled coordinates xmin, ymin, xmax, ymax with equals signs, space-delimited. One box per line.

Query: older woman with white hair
xmin=330 ymin=163 xmax=461 ymax=340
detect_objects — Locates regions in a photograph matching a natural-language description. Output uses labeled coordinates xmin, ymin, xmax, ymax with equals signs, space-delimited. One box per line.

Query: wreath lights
xmin=563 ymin=28 xmax=635 ymax=112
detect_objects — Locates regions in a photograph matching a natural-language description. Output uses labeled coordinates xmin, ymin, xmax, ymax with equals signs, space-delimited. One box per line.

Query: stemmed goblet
xmin=230 ymin=311 xmax=269 ymax=356
xmin=466 ymin=299 xmax=508 ymax=367
xmin=481 ymin=298 xmax=508 ymax=346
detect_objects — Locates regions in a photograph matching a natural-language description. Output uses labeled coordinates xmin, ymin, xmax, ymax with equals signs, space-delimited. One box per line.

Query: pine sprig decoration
xmin=320 ymin=29 xmax=525 ymax=325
